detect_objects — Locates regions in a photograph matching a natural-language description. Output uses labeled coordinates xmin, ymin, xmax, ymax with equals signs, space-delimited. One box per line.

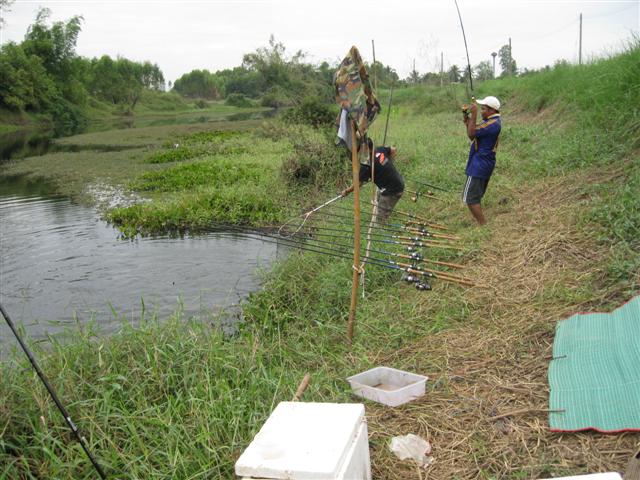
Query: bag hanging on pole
xmin=334 ymin=46 xmax=381 ymax=154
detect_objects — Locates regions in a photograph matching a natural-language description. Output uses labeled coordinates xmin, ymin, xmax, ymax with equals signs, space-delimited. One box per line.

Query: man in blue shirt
xmin=462 ymin=96 xmax=501 ymax=225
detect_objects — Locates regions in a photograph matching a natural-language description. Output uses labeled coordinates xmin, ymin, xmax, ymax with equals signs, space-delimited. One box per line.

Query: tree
xmin=0 ymin=0 xmax=14 ymax=26
xmin=407 ymin=67 xmax=420 ymax=84
xmin=498 ymin=44 xmax=517 ymax=76
xmin=474 ymin=60 xmax=494 ymax=81
xmin=23 ymin=8 xmax=84 ymax=81
xmin=173 ymin=69 xmax=222 ymax=99
xmin=448 ymin=65 xmax=461 ymax=83
xmin=242 ymin=35 xmax=291 ymax=89
xmin=0 ymin=41 xmax=58 ymax=111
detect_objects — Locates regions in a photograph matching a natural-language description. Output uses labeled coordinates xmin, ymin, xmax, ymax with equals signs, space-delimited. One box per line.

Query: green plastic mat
xmin=548 ymin=296 xmax=640 ymax=432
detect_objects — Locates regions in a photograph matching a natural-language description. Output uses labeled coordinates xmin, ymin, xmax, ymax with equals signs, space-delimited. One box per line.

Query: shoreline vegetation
xmin=1 ymin=29 xmax=639 ymax=480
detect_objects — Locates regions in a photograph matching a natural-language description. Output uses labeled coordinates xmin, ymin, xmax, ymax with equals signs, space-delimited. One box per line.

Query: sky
xmin=1 ymin=0 xmax=638 ymax=84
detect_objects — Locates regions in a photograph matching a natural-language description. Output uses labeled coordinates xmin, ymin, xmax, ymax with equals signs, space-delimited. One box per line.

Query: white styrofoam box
xmin=235 ymin=401 xmax=371 ymax=480
xmin=540 ymin=474 xmax=621 ymax=479
xmin=346 ymin=366 xmax=428 ymax=407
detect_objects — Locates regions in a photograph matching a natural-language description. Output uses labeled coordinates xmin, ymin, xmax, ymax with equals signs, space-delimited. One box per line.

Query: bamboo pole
xmin=347 ymin=121 xmax=361 ymax=345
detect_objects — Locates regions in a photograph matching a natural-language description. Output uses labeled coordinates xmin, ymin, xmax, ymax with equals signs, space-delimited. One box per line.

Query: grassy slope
xmin=1 ymin=46 xmax=639 ymax=478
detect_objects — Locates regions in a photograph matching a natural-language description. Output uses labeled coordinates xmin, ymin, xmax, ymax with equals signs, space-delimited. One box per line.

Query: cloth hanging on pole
xmin=334 ymin=46 xmax=381 ymax=150
xmin=337 ymin=108 xmax=354 ymax=151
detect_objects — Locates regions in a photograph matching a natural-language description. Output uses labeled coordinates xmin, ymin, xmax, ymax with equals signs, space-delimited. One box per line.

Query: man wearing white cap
xmin=461 ymin=96 xmax=502 ymax=225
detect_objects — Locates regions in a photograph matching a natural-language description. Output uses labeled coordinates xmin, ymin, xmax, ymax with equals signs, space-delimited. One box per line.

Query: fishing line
xmin=454 ymin=0 xmax=474 ymax=96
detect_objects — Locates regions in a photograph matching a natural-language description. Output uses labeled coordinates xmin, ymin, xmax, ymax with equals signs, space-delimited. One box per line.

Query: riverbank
xmin=1 ymin=46 xmax=638 ymax=478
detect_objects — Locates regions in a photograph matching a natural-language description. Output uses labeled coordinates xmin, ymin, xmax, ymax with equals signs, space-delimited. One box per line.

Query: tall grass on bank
xmin=0 ymin=247 xmax=468 ymax=478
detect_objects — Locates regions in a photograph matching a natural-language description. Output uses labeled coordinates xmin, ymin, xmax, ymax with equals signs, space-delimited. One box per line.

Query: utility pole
xmin=440 ymin=51 xmax=444 ymax=86
xmin=579 ymin=13 xmax=583 ymax=65
xmin=372 ymin=39 xmax=377 ymax=91
xmin=509 ymin=37 xmax=512 ymax=75
xmin=491 ymin=52 xmax=497 ymax=78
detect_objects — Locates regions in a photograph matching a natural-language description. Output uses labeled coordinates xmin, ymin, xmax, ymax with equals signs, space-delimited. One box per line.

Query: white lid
xmin=235 ymin=402 xmax=365 ymax=479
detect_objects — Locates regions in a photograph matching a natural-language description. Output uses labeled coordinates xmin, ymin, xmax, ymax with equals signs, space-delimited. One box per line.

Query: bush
xmin=260 ymin=86 xmax=291 ymax=108
xmin=280 ymin=131 xmax=346 ymax=190
xmin=225 ymin=93 xmax=252 ymax=108
xmin=48 ymin=97 xmax=87 ymax=135
xmin=194 ymin=99 xmax=208 ymax=109
xmin=282 ymin=96 xmax=336 ymax=128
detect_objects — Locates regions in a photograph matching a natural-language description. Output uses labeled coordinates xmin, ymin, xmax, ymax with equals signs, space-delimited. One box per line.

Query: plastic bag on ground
xmin=389 ymin=433 xmax=434 ymax=467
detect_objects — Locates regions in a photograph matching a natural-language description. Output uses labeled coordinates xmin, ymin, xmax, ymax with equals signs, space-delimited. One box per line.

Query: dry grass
xmin=366 ymin=167 xmax=640 ymax=479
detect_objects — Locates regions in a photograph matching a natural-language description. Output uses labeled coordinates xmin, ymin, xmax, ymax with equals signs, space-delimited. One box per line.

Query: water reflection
xmin=0 ymin=175 xmax=278 ymax=347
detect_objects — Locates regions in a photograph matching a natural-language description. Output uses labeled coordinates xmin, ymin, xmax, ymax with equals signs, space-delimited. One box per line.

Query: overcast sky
xmin=1 ymin=0 xmax=638 ymax=84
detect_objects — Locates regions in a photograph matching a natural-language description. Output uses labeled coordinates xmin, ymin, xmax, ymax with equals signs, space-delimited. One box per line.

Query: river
xmin=0 ymin=174 xmax=278 ymax=350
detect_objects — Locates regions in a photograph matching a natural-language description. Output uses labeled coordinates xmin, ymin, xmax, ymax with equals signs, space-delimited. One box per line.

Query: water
xmin=0 ymin=175 xmax=278 ymax=349
xmin=0 ymin=109 xmax=278 ymax=161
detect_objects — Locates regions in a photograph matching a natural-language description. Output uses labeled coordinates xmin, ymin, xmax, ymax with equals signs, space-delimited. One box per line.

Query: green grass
xmin=107 ymin=130 xmax=295 ymax=235
xmin=1 ymin=42 xmax=639 ymax=478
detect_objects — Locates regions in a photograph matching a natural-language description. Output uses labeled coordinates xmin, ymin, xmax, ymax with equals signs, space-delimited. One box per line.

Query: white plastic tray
xmin=346 ymin=366 xmax=427 ymax=407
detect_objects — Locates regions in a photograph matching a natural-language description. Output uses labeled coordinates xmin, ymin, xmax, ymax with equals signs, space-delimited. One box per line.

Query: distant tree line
xmin=404 ymin=43 xmax=519 ymax=86
xmin=0 ymin=8 xmax=164 ymax=131
xmin=173 ymin=36 xmax=335 ymax=107
xmin=173 ymin=36 xmax=401 ymax=108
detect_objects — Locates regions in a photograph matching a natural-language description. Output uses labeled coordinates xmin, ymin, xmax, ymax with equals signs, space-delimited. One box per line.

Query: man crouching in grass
xmin=341 ymin=140 xmax=404 ymax=225
xmin=462 ymin=96 xmax=502 ymax=225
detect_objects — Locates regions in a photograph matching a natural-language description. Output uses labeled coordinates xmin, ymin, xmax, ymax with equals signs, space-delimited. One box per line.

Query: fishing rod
xmin=218 ymin=225 xmax=473 ymax=285
xmin=288 ymin=220 xmax=460 ymax=242
xmin=409 ymin=179 xmax=450 ymax=193
xmin=373 ymin=205 xmax=449 ymax=231
xmin=222 ymin=230 xmax=475 ymax=286
xmin=316 ymin=203 xmax=443 ymax=233
xmin=405 ymin=188 xmax=442 ymax=202
xmin=278 ymin=193 xmax=344 ymax=236
xmin=359 ymin=201 xmax=450 ymax=230
xmin=382 ymin=82 xmax=394 ymax=145
xmin=294 ymin=230 xmax=464 ymax=270
xmin=321 ymin=197 xmax=449 ymax=231
xmin=454 ymin=0 xmax=474 ymax=96
xmin=278 ymin=230 xmax=464 ymax=270
xmin=222 ymin=224 xmax=462 ymax=263
xmin=311 ymin=207 xmax=460 ymax=242
xmin=0 ymin=303 xmax=108 ymax=479
xmin=304 ymin=213 xmax=462 ymax=250
xmin=380 ymin=237 xmax=463 ymax=251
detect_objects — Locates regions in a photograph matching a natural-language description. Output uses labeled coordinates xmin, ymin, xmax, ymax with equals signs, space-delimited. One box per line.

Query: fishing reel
xmin=409 ymin=251 xmax=422 ymax=261
xmin=401 ymin=274 xmax=431 ymax=291
xmin=461 ymin=104 xmax=471 ymax=120
xmin=402 ymin=273 xmax=420 ymax=283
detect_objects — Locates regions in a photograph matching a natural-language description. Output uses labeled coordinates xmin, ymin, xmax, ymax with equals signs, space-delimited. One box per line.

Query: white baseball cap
xmin=476 ymin=96 xmax=501 ymax=111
